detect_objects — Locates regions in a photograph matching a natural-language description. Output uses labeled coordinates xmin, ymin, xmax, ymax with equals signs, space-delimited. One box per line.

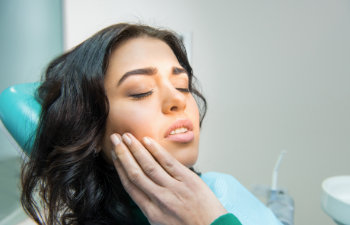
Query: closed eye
xmin=176 ymin=88 xmax=190 ymax=93
xmin=129 ymin=90 xmax=153 ymax=100
xmin=130 ymin=88 xmax=188 ymax=100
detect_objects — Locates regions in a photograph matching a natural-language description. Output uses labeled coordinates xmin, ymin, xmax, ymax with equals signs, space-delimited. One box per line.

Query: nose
xmin=161 ymin=83 xmax=187 ymax=114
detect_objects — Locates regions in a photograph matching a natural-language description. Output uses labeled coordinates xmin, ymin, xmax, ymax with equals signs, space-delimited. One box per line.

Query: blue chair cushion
xmin=0 ymin=83 xmax=41 ymax=155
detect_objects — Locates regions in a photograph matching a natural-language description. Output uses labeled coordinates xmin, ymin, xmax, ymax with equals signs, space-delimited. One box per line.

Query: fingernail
xmin=123 ymin=133 xmax=132 ymax=145
xmin=111 ymin=150 xmax=117 ymax=161
xmin=110 ymin=134 xmax=121 ymax=146
xmin=143 ymin=137 xmax=151 ymax=146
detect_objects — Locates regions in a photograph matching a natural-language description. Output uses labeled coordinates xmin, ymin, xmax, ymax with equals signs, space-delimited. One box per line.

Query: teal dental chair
xmin=0 ymin=83 xmax=40 ymax=225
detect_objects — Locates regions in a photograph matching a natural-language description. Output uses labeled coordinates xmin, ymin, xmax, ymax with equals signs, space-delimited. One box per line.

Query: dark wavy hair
xmin=21 ymin=23 xmax=207 ymax=225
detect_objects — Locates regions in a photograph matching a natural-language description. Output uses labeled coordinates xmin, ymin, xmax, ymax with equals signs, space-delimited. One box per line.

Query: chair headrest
xmin=0 ymin=83 xmax=41 ymax=155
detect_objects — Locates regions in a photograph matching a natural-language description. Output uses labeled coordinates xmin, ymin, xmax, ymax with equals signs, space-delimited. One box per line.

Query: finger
xmin=112 ymin=153 xmax=152 ymax=207
xmin=122 ymin=133 xmax=175 ymax=187
xmin=142 ymin=136 xmax=190 ymax=181
xmin=112 ymin=145 xmax=167 ymax=223
xmin=112 ymin=148 xmax=165 ymax=222
xmin=110 ymin=134 xmax=161 ymax=194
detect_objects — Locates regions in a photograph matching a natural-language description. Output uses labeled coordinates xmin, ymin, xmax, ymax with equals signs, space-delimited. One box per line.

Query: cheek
xmin=106 ymin=101 xmax=158 ymax=139
xmin=103 ymin=95 xmax=201 ymax=167
xmin=188 ymin=96 xmax=200 ymax=129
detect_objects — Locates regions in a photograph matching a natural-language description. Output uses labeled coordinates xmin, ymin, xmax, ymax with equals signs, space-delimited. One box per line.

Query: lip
xmin=164 ymin=119 xmax=194 ymax=143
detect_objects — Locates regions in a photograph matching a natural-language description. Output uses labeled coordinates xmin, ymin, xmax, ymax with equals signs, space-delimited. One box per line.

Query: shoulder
xmin=200 ymin=171 xmax=254 ymax=211
xmin=200 ymin=171 xmax=239 ymax=184
xmin=200 ymin=171 xmax=243 ymax=197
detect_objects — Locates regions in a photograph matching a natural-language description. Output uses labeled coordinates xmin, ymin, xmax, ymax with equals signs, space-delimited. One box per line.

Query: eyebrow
xmin=117 ymin=66 xmax=188 ymax=86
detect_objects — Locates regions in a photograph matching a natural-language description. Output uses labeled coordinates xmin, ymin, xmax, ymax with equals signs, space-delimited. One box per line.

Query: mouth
xmin=164 ymin=119 xmax=194 ymax=143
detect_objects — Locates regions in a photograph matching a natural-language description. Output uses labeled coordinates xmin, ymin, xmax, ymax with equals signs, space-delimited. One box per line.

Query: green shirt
xmin=211 ymin=213 xmax=242 ymax=225
xmin=133 ymin=205 xmax=242 ymax=225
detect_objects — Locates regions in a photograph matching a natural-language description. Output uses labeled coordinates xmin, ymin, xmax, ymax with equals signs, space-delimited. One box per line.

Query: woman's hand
xmin=110 ymin=133 xmax=227 ymax=225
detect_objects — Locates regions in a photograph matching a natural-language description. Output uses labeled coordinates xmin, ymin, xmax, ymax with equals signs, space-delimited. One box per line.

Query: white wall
xmin=64 ymin=1 xmax=350 ymax=224
xmin=0 ymin=0 xmax=63 ymax=159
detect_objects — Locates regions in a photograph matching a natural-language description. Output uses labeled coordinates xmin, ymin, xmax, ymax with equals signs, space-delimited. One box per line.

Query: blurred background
xmin=0 ymin=0 xmax=349 ymax=224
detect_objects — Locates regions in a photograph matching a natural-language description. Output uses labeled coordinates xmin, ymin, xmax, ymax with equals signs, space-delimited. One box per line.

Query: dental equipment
xmin=267 ymin=150 xmax=294 ymax=225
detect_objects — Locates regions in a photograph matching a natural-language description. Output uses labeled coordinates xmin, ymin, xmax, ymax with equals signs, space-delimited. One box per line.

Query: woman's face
xmin=102 ymin=37 xmax=200 ymax=167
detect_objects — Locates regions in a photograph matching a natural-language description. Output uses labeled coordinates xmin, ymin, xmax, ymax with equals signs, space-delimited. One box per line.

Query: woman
xmin=21 ymin=23 xmax=281 ymax=225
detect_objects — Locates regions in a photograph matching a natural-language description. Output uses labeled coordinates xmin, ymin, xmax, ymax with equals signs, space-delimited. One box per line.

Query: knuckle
xmin=128 ymin=169 xmax=141 ymax=183
xmin=143 ymin=165 xmax=156 ymax=176
xmin=164 ymin=160 xmax=174 ymax=169
xmin=164 ymin=159 xmax=175 ymax=172
xmin=121 ymin=180 xmax=132 ymax=191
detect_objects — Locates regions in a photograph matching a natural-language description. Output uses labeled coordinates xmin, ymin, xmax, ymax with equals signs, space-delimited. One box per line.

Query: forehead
xmin=107 ymin=37 xmax=180 ymax=73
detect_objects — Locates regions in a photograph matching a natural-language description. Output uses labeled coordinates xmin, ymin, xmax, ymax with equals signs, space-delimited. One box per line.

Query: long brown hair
xmin=21 ymin=23 xmax=207 ymax=225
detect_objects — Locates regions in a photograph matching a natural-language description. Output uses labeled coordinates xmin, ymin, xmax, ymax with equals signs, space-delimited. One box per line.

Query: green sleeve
xmin=210 ymin=213 xmax=242 ymax=225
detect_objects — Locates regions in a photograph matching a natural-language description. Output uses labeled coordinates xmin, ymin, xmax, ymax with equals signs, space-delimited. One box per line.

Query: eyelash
xmin=176 ymin=88 xmax=190 ymax=93
xmin=130 ymin=90 xmax=154 ymax=100
xmin=130 ymin=88 xmax=190 ymax=100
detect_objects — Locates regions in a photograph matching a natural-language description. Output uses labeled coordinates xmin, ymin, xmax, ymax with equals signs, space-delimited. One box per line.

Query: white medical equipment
xmin=321 ymin=175 xmax=350 ymax=225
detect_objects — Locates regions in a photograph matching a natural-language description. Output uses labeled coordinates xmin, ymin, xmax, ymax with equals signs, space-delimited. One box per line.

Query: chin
xmin=174 ymin=151 xmax=198 ymax=168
